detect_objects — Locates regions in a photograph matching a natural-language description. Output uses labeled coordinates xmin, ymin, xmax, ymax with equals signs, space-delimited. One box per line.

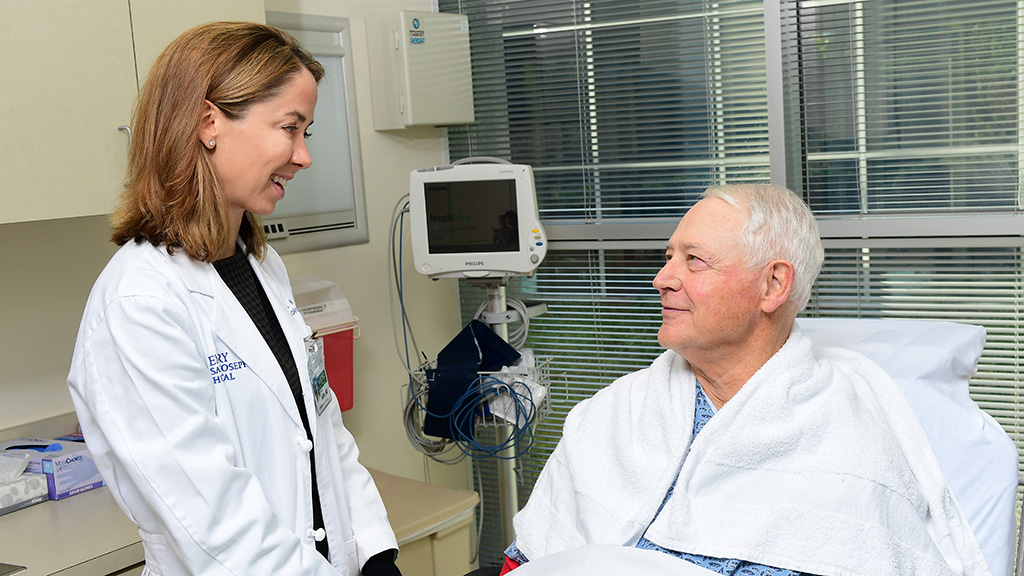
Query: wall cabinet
xmin=1 ymin=0 xmax=265 ymax=224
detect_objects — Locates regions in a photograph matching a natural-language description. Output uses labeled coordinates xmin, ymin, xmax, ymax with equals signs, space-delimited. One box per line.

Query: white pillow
xmin=798 ymin=317 xmax=1018 ymax=576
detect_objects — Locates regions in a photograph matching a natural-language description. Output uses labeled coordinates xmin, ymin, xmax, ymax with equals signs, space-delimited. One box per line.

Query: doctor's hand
xmin=361 ymin=549 xmax=402 ymax=576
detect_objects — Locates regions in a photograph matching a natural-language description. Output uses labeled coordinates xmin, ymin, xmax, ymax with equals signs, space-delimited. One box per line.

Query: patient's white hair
xmin=702 ymin=184 xmax=824 ymax=311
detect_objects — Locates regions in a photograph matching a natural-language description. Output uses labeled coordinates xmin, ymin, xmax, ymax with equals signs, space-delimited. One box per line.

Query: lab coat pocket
xmin=317 ymin=413 xmax=359 ymax=574
xmin=138 ymin=528 xmax=168 ymax=575
xmin=342 ymin=535 xmax=359 ymax=575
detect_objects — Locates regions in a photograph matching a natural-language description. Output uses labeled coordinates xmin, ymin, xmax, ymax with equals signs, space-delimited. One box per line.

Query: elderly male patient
xmin=501 ymin=184 xmax=990 ymax=575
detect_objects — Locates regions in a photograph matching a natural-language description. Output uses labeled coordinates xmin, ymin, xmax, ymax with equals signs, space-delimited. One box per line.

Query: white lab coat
xmin=67 ymin=240 xmax=398 ymax=576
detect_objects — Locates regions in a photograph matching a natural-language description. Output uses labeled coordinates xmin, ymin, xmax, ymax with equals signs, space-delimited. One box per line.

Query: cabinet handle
xmin=117 ymin=124 xmax=132 ymax=147
xmin=118 ymin=125 xmax=132 ymax=188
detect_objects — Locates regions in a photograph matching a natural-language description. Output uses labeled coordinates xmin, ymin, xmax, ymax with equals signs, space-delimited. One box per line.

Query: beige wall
xmin=268 ymin=0 xmax=466 ymax=488
xmin=0 ymin=0 xmax=467 ymax=489
xmin=0 ymin=216 xmax=118 ymax=427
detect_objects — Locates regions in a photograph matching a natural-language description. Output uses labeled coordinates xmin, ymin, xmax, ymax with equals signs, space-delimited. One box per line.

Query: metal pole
xmin=486 ymin=283 xmax=519 ymax=546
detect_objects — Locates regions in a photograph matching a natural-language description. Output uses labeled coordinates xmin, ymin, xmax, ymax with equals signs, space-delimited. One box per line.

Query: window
xmin=784 ymin=1 xmax=1019 ymax=213
xmin=446 ymin=0 xmax=770 ymax=222
xmin=440 ymin=0 xmax=1024 ymax=564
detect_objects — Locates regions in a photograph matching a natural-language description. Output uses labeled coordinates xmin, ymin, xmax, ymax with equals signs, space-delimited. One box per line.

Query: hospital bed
xmin=799 ymin=317 xmax=1018 ymax=576
xmin=467 ymin=318 xmax=1020 ymax=576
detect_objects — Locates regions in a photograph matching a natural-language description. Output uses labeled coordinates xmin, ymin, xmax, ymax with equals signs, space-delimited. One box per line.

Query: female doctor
xmin=67 ymin=22 xmax=401 ymax=576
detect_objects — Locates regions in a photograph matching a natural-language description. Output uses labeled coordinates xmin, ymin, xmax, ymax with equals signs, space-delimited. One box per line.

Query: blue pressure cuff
xmin=422 ymin=320 xmax=520 ymax=440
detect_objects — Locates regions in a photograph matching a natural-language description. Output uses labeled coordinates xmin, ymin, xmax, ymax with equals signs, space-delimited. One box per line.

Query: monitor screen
xmin=424 ymin=179 xmax=519 ymax=254
xmin=409 ymin=162 xmax=547 ymax=280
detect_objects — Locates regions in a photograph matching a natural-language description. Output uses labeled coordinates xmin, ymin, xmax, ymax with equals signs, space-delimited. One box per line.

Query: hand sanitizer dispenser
xmin=367 ymin=10 xmax=475 ymax=130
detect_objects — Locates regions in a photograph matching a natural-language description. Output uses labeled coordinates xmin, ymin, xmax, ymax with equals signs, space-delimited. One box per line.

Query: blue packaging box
xmin=0 ymin=437 xmax=104 ymax=500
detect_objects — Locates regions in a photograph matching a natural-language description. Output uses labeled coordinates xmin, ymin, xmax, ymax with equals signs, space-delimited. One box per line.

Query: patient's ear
xmin=760 ymin=260 xmax=794 ymax=314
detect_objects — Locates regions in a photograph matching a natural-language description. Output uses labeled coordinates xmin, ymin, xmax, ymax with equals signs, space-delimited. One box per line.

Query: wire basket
xmin=474 ymin=357 xmax=552 ymax=429
xmin=407 ymin=357 xmax=553 ymax=460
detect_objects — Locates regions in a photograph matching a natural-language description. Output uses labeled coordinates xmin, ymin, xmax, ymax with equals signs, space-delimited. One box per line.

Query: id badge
xmin=306 ymin=336 xmax=333 ymax=416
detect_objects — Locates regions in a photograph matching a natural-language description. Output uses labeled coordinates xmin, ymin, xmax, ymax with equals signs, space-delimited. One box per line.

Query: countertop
xmin=0 ymin=468 xmax=478 ymax=575
xmin=0 ymin=486 xmax=142 ymax=576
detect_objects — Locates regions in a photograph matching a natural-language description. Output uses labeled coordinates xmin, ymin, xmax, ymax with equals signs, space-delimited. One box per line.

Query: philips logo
xmin=464 ymin=261 xmax=485 ymax=267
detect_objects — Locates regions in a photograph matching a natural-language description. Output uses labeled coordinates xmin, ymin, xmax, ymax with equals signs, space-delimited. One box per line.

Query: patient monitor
xmin=409 ymin=162 xmax=547 ymax=281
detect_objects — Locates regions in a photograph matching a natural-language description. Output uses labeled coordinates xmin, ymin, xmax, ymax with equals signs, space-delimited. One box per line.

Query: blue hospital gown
xmin=506 ymin=381 xmax=808 ymax=576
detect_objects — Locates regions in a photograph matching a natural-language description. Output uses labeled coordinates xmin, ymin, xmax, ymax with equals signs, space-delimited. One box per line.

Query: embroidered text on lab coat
xmin=208 ymin=352 xmax=248 ymax=384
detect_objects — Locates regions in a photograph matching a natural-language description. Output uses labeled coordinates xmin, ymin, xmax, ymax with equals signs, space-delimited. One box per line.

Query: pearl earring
xmin=208 ymin=140 xmax=216 ymax=148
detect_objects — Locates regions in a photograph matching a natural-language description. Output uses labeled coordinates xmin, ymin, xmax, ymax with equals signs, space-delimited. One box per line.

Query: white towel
xmin=513 ymin=325 xmax=990 ymax=576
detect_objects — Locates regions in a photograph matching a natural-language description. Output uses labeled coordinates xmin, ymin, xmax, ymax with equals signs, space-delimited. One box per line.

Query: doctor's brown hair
xmin=110 ymin=21 xmax=324 ymax=262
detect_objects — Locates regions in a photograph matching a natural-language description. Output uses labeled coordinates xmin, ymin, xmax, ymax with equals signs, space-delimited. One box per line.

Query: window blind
xmin=444 ymin=0 xmax=771 ymax=222
xmin=780 ymin=0 xmax=1019 ymax=213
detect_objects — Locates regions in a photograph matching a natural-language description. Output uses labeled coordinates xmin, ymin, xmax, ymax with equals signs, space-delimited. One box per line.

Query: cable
xmin=389 ymin=192 xmax=466 ymax=462
xmin=386 ymin=193 xmax=421 ymax=375
xmin=404 ymin=368 xmax=540 ymax=460
xmin=446 ymin=374 xmax=539 ymax=460
xmin=402 ymin=379 xmax=464 ymax=464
